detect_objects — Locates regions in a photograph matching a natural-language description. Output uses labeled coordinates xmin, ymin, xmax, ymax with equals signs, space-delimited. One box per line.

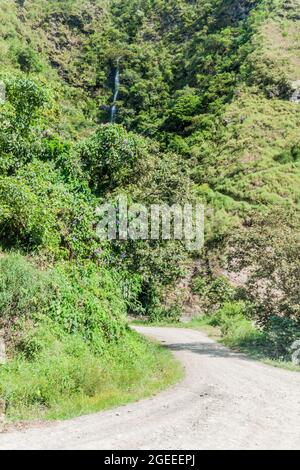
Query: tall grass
xmin=0 ymin=254 xmax=182 ymax=422
xmin=0 ymin=328 xmax=182 ymax=422
xmin=187 ymin=302 xmax=300 ymax=372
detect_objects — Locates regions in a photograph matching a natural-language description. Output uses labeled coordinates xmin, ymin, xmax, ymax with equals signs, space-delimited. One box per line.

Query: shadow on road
xmin=166 ymin=342 xmax=252 ymax=361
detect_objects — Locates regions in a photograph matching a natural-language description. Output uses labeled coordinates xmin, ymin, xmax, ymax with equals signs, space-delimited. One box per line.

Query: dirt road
xmin=0 ymin=326 xmax=300 ymax=450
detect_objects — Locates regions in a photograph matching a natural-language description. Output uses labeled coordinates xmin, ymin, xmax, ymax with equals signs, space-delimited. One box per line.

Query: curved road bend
xmin=0 ymin=326 xmax=300 ymax=450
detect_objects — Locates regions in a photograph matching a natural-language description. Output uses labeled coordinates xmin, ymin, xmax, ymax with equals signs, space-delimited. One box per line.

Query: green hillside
xmin=0 ymin=0 xmax=300 ymax=421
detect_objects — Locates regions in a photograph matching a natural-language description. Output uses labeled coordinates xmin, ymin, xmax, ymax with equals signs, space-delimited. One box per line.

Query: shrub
xmin=0 ymin=254 xmax=128 ymax=353
xmin=76 ymin=124 xmax=152 ymax=194
xmin=264 ymin=316 xmax=300 ymax=359
xmin=205 ymin=305 xmax=300 ymax=361
xmin=274 ymin=145 xmax=300 ymax=164
xmin=47 ymin=262 xmax=127 ymax=348
xmin=0 ymin=160 xmax=98 ymax=258
xmin=148 ymin=303 xmax=182 ymax=324
xmin=14 ymin=47 xmax=42 ymax=73
xmin=192 ymin=274 xmax=236 ymax=312
xmin=208 ymin=301 xmax=266 ymax=349
xmin=163 ymin=87 xmax=202 ymax=133
xmin=0 ymin=254 xmax=48 ymax=328
xmin=228 ymin=208 xmax=300 ymax=325
xmin=0 ymin=75 xmax=49 ymax=173
xmin=2 ymin=75 xmax=48 ymax=132
xmin=223 ymin=316 xmax=264 ymax=349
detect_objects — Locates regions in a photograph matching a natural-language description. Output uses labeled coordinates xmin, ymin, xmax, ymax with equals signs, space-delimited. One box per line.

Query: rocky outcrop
xmin=290 ymin=80 xmax=300 ymax=103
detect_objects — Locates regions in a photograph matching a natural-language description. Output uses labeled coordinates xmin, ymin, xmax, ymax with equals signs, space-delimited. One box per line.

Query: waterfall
xmin=110 ymin=60 xmax=120 ymax=123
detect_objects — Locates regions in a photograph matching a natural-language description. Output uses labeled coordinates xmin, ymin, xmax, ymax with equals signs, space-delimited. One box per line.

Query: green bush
xmin=0 ymin=253 xmax=181 ymax=421
xmin=220 ymin=308 xmax=254 ymax=343
xmin=47 ymin=262 xmax=128 ymax=347
xmin=0 ymin=75 xmax=50 ymax=174
xmin=164 ymin=87 xmax=202 ymax=133
xmin=0 ymin=160 xmax=98 ymax=258
xmin=265 ymin=316 xmax=300 ymax=359
xmin=192 ymin=274 xmax=236 ymax=312
xmin=207 ymin=301 xmax=266 ymax=348
xmin=14 ymin=46 xmax=43 ymax=73
xmin=1 ymin=75 xmax=48 ymax=134
xmin=274 ymin=145 xmax=300 ymax=164
xmin=0 ymin=254 xmax=48 ymax=326
xmin=76 ymin=124 xmax=152 ymax=194
xmin=209 ymin=301 xmax=245 ymax=326
xmin=205 ymin=303 xmax=300 ymax=361
xmin=223 ymin=316 xmax=265 ymax=349
xmin=0 ymin=254 xmax=127 ymax=353
xmin=228 ymin=208 xmax=300 ymax=325
xmin=148 ymin=303 xmax=182 ymax=324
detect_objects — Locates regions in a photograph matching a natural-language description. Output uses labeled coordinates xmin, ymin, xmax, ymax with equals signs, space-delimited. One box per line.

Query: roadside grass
xmin=0 ymin=254 xmax=183 ymax=423
xmin=186 ymin=316 xmax=300 ymax=372
xmin=132 ymin=314 xmax=300 ymax=373
xmin=0 ymin=329 xmax=183 ymax=422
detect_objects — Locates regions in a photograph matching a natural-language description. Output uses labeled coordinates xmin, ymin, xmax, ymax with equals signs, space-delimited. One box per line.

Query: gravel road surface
xmin=0 ymin=326 xmax=299 ymax=450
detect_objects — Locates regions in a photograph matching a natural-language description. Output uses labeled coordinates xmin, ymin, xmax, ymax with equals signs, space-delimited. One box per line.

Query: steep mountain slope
xmin=194 ymin=0 xmax=300 ymax=235
xmin=0 ymin=0 xmax=300 ymax=422
xmin=0 ymin=0 xmax=299 ymax=298
xmin=2 ymin=1 xmax=299 ymax=229
xmin=0 ymin=0 xmax=110 ymax=137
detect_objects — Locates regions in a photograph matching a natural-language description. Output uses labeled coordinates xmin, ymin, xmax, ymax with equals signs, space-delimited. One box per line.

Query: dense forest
xmin=0 ymin=0 xmax=300 ymax=421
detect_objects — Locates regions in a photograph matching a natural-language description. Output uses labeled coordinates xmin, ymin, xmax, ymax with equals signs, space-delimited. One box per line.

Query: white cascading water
xmin=110 ymin=59 xmax=120 ymax=123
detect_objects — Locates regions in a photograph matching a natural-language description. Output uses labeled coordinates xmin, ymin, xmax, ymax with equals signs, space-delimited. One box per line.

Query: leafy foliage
xmin=77 ymin=124 xmax=152 ymax=194
xmin=0 ymin=0 xmax=299 ymax=422
xmin=228 ymin=208 xmax=300 ymax=325
xmin=0 ymin=254 xmax=127 ymax=349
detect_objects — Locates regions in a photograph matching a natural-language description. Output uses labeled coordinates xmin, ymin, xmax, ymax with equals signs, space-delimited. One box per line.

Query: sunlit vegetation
xmin=0 ymin=0 xmax=300 ymax=421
